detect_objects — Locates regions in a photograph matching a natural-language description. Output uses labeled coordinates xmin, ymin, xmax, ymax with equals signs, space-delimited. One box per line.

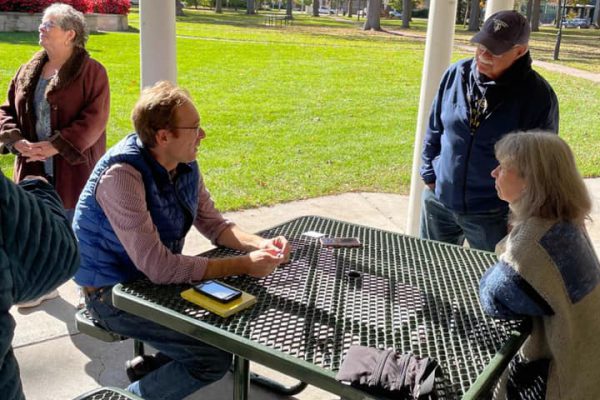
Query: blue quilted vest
xmin=73 ymin=133 xmax=199 ymax=287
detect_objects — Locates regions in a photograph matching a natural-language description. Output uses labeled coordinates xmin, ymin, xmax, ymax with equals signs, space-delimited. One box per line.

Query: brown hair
xmin=44 ymin=3 xmax=88 ymax=49
xmin=131 ymin=81 xmax=192 ymax=148
xmin=495 ymin=131 xmax=591 ymax=225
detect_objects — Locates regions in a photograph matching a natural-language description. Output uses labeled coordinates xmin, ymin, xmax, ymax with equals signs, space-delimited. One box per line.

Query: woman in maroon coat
xmin=0 ymin=3 xmax=109 ymax=212
xmin=0 ymin=3 xmax=109 ymax=307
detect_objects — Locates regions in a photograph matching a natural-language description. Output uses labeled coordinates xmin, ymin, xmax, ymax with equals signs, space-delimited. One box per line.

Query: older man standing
xmin=419 ymin=10 xmax=558 ymax=251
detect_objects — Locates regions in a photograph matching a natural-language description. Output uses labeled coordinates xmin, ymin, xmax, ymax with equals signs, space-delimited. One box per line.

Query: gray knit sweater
xmin=481 ymin=217 xmax=600 ymax=399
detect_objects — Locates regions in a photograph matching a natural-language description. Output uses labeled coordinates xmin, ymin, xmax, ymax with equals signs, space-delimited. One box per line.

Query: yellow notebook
xmin=181 ymin=287 xmax=256 ymax=318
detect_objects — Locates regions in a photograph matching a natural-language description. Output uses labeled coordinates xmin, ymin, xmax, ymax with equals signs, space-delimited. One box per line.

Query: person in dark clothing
xmin=419 ymin=10 xmax=558 ymax=252
xmin=0 ymin=171 xmax=79 ymax=400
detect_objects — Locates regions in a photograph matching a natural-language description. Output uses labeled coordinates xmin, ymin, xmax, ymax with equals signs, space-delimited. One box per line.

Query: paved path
xmin=388 ymin=29 xmax=600 ymax=83
xmin=11 ymin=179 xmax=600 ymax=399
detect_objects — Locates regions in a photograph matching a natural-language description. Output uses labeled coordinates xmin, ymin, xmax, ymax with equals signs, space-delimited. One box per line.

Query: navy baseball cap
xmin=471 ymin=10 xmax=530 ymax=55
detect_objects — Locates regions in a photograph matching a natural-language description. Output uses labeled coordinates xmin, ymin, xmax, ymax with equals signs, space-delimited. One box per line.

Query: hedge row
xmin=0 ymin=0 xmax=130 ymax=15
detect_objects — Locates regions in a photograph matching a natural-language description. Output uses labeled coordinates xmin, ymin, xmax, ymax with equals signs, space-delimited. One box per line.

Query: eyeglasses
xmin=39 ymin=20 xmax=57 ymax=31
xmin=172 ymin=126 xmax=202 ymax=134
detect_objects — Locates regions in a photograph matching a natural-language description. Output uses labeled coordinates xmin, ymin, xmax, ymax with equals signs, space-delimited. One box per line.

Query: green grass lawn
xmin=0 ymin=9 xmax=599 ymax=210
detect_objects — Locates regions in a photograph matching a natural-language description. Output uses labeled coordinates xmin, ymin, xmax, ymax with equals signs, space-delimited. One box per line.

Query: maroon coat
xmin=0 ymin=47 xmax=109 ymax=209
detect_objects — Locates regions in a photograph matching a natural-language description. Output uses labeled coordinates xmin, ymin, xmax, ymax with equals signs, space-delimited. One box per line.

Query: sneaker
xmin=76 ymin=285 xmax=86 ymax=310
xmin=17 ymin=289 xmax=60 ymax=309
xmin=126 ymin=353 xmax=172 ymax=382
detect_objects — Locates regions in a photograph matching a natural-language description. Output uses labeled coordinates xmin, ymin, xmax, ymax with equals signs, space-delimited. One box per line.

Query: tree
xmin=247 ymin=0 xmax=255 ymax=14
xmin=176 ymin=0 xmax=185 ymax=16
xmin=312 ymin=0 xmax=319 ymax=17
xmin=468 ymin=0 xmax=480 ymax=31
xmin=216 ymin=0 xmax=223 ymax=13
xmin=401 ymin=0 xmax=411 ymax=28
xmin=286 ymin=0 xmax=293 ymax=18
xmin=530 ymin=0 xmax=541 ymax=31
xmin=594 ymin=0 xmax=600 ymax=27
xmin=363 ymin=0 xmax=382 ymax=30
xmin=347 ymin=0 xmax=353 ymax=17
xmin=455 ymin=0 xmax=467 ymax=24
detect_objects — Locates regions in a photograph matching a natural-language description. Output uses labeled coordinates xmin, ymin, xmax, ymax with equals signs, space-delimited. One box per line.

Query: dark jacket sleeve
xmin=0 ymin=171 xmax=79 ymax=304
xmin=420 ymin=69 xmax=450 ymax=185
xmin=539 ymin=85 xmax=559 ymax=134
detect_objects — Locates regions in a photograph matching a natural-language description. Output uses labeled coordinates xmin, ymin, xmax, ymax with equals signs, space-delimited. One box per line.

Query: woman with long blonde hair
xmin=480 ymin=131 xmax=600 ymax=399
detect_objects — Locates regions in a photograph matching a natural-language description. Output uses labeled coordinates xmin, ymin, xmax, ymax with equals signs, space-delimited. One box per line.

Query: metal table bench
xmin=75 ymin=308 xmax=145 ymax=357
xmin=113 ymin=215 xmax=527 ymax=399
xmin=75 ymin=306 xmax=305 ymax=395
xmin=72 ymin=386 xmax=143 ymax=400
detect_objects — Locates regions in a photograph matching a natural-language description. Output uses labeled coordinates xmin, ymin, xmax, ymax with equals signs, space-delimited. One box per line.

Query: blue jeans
xmin=86 ymin=287 xmax=232 ymax=400
xmin=419 ymin=188 xmax=508 ymax=252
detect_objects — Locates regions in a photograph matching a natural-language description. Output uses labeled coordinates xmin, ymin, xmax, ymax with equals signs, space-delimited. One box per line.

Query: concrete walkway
xmin=12 ymin=179 xmax=600 ymax=399
xmin=388 ymin=29 xmax=600 ymax=83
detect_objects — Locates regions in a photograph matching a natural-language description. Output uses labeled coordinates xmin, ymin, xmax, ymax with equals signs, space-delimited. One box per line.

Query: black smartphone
xmin=193 ymin=280 xmax=242 ymax=303
xmin=320 ymin=237 xmax=362 ymax=248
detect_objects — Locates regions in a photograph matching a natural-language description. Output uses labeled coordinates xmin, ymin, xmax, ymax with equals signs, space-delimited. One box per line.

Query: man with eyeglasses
xmin=72 ymin=81 xmax=290 ymax=400
xmin=419 ymin=10 xmax=558 ymax=252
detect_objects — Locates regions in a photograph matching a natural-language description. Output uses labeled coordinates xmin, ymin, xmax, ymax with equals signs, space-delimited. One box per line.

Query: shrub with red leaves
xmin=67 ymin=0 xmax=95 ymax=13
xmin=0 ymin=0 xmax=53 ymax=13
xmin=93 ymin=0 xmax=131 ymax=15
xmin=0 ymin=0 xmax=130 ymax=15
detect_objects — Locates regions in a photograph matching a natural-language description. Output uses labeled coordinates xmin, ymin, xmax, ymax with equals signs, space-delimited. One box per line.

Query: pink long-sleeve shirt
xmin=95 ymin=163 xmax=233 ymax=284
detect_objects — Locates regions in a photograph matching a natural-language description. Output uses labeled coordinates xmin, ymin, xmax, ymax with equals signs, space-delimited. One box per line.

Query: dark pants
xmin=86 ymin=287 xmax=232 ymax=400
xmin=419 ymin=188 xmax=508 ymax=252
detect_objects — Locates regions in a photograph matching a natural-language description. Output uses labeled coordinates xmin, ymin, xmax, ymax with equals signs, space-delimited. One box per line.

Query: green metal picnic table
xmin=112 ymin=215 xmax=528 ymax=399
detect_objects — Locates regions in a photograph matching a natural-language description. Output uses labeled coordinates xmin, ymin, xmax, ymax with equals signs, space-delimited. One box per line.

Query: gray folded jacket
xmin=335 ymin=345 xmax=441 ymax=399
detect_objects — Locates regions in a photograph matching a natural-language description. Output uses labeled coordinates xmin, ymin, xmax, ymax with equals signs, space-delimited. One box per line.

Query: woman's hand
xmin=13 ymin=139 xmax=35 ymax=157
xmin=22 ymin=141 xmax=58 ymax=162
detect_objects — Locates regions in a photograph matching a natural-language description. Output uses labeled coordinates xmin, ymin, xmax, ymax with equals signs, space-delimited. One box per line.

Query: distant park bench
xmin=264 ymin=14 xmax=292 ymax=26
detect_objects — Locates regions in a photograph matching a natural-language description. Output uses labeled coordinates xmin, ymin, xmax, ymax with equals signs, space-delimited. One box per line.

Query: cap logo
xmin=492 ymin=19 xmax=509 ymax=32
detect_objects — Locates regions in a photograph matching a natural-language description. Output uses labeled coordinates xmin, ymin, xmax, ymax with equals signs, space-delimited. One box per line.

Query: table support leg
xmin=233 ymin=355 xmax=250 ymax=400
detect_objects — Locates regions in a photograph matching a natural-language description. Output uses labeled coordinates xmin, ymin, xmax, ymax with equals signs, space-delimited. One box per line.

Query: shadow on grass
xmin=176 ymin=8 xmax=369 ymax=31
xmin=0 ymin=31 xmax=38 ymax=45
xmin=0 ymin=30 xmax=133 ymax=45
xmin=531 ymin=30 xmax=600 ymax=67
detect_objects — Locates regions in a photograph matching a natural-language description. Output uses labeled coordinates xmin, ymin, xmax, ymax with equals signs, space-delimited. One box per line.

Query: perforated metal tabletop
xmin=113 ymin=216 xmax=525 ymax=399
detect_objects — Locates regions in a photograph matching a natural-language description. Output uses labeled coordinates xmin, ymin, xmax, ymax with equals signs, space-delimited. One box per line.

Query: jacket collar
xmin=17 ymin=47 xmax=90 ymax=98
xmin=135 ymin=136 xmax=194 ymax=190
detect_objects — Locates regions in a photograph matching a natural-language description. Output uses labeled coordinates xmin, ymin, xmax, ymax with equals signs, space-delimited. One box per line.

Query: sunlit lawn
xmin=0 ymin=9 xmax=598 ymax=210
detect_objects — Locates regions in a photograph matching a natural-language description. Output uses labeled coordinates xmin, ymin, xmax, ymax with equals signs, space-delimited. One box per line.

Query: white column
xmin=484 ymin=0 xmax=515 ymax=20
xmin=405 ymin=0 xmax=458 ymax=236
xmin=140 ymin=0 xmax=177 ymax=89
